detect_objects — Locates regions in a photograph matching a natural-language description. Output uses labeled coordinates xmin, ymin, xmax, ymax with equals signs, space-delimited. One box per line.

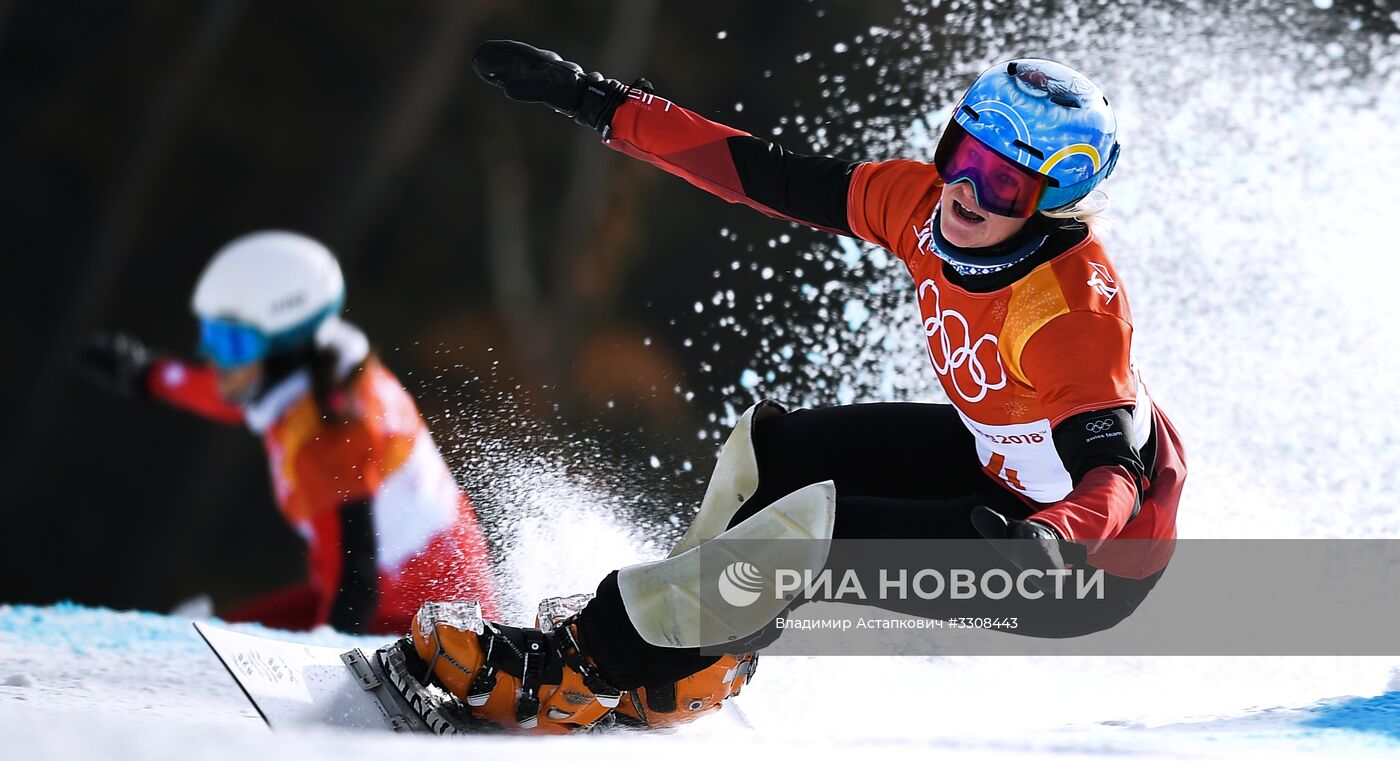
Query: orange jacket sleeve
xmin=845 ymin=159 xmax=943 ymax=258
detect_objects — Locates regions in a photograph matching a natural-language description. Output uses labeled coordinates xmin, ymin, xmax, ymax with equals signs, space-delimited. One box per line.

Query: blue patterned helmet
xmin=946 ymin=59 xmax=1119 ymax=213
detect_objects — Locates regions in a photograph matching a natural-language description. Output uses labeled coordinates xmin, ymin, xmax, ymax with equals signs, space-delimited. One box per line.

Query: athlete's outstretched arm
xmin=77 ymin=333 xmax=244 ymax=425
xmin=472 ymin=40 xmax=858 ymax=236
xmin=144 ymin=358 xmax=246 ymax=425
xmin=604 ymin=96 xmax=857 ymax=235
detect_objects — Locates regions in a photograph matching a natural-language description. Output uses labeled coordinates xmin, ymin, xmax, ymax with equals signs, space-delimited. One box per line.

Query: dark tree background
xmin=0 ymin=0 xmax=909 ymax=610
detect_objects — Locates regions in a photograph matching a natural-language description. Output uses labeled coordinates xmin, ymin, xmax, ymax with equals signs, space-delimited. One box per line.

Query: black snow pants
xmin=574 ymin=403 xmax=1161 ymax=689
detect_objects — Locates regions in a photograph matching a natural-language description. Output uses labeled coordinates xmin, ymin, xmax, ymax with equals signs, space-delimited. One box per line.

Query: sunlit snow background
xmin=5 ymin=1 xmax=1400 ymax=757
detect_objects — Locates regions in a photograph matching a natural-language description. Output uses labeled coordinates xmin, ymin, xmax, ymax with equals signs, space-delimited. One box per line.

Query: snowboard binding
xmin=380 ymin=598 xmax=621 ymax=734
xmin=369 ymin=636 xmax=488 ymax=734
xmin=378 ymin=597 xmax=757 ymax=734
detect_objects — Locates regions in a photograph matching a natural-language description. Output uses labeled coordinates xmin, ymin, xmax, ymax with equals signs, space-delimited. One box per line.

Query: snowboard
xmin=194 ymin=621 xmax=426 ymax=732
xmin=194 ymin=621 xmax=753 ymax=735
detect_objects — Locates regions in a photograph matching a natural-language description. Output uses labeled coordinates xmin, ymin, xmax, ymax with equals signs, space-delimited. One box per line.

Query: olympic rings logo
xmin=916 ymin=278 xmax=1006 ymax=403
xmin=1085 ymin=418 xmax=1115 ymax=434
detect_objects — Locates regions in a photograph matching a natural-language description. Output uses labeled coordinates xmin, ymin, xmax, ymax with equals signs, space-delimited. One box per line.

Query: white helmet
xmin=191 ymin=231 xmax=345 ymax=367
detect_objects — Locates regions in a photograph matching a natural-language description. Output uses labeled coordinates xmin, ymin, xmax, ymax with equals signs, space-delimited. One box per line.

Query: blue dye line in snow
xmin=1302 ymin=691 xmax=1400 ymax=742
xmin=0 ymin=602 xmax=372 ymax=657
xmin=0 ymin=602 xmax=208 ymax=656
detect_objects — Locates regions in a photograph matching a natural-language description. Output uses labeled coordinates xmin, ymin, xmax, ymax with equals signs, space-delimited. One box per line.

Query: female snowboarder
xmin=80 ymin=231 xmax=500 ymax=634
xmin=379 ymin=41 xmax=1187 ymax=733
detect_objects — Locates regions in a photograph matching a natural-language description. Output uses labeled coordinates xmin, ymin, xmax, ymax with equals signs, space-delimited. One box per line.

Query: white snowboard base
xmin=194 ymin=621 xmax=405 ymax=732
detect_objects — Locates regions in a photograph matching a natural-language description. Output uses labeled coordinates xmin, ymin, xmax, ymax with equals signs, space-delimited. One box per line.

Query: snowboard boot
xmin=383 ymin=595 xmax=757 ymax=733
xmin=401 ymin=596 xmax=621 ymax=734
xmin=614 ymin=651 xmax=758 ymax=729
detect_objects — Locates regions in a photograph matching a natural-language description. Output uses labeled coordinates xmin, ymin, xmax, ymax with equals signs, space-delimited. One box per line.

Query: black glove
xmin=77 ymin=332 xmax=154 ymax=398
xmin=971 ymin=505 xmax=1082 ymax=572
xmin=472 ymin=40 xmax=635 ymax=133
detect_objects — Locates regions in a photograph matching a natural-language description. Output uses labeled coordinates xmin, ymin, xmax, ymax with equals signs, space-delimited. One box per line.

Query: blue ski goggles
xmin=197 ymin=297 xmax=343 ymax=368
xmin=198 ymin=318 xmax=270 ymax=368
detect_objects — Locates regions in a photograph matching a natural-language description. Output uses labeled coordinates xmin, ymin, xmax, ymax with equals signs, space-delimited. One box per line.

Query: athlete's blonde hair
xmin=1040 ymin=188 xmax=1113 ymax=234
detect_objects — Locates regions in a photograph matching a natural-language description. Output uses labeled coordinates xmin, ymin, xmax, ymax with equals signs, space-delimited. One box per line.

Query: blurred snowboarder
xmin=80 ymin=231 xmax=500 ymax=634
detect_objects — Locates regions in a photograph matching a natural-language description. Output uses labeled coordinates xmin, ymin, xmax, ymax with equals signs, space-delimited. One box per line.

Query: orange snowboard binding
xmin=385 ymin=595 xmax=756 ymax=734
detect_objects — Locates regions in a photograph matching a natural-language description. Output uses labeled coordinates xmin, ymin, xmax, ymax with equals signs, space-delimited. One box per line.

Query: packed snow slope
xmin=1 ymin=604 xmax=1399 ymax=759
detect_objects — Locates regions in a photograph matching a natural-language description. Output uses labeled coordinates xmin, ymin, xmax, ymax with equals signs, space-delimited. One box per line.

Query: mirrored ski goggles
xmin=933 ymin=120 xmax=1055 ymax=219
xmin=198 ymin=318 xmax=269 ymax=368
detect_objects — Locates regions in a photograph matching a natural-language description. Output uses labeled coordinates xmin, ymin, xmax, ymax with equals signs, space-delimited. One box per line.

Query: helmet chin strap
xmin=930 ymin=202 xmax=1051 ymax=277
